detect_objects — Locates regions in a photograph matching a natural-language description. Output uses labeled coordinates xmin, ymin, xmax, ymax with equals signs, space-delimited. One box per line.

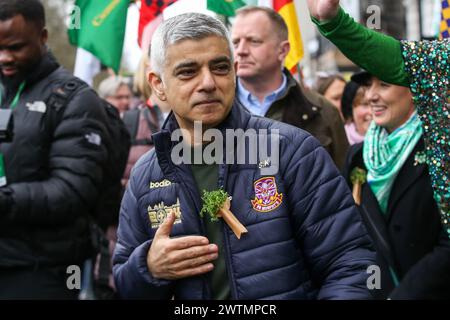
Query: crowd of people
xmin=0 ymin=0 xmax=448 ymax=300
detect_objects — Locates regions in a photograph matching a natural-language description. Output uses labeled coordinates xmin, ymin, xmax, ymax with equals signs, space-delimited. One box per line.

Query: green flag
xmin=207 ymin=0 xmax=246 ymax=17
xmin=68 ymin=0 xmax=129 ymax=73
xmin=242 ymin=0 xmax=258 ymax=5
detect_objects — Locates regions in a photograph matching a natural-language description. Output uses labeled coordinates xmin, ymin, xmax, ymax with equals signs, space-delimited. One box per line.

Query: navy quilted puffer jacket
xmin=113 ymin=102 xmax=376 ymax=299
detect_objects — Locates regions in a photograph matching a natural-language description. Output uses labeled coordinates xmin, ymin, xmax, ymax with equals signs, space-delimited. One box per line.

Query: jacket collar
xmin=233 ymin=68 xmax=320 ymax=123
xmin=152 ymin=100 xmax=251 ymax=179
xmin=25 ymin=51 xmax=60 ymax=87
xmin=277 ymin=69 xmax=320 ymax=123
xmin=280 ymin=68 xmax=299 ymax=99
xmin=0 ymin=51 xmax=60 ymax=103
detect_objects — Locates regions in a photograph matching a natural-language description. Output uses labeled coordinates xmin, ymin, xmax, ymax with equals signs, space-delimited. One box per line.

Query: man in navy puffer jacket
xmin=113 ymin=12 xmax=376 ymax=300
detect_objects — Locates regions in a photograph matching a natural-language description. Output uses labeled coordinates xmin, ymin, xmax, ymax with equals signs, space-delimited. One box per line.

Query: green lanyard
xmin=0 ymin=81 xmax=26 ymax=110
xmin=0 ymin=81 xmax=24 ymax=187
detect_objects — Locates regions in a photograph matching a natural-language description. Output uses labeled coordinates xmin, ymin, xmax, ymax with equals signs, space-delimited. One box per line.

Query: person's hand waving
xmin=306 ymin=0 xmax=340 ymax=21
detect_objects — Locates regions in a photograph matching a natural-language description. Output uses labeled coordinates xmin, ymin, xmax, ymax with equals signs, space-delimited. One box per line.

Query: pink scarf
xmin=345 ymin=122 xmax=365 ymax=145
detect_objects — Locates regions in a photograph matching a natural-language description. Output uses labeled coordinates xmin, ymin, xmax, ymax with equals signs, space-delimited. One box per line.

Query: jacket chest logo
xmin=26 ymin=101 xmax=47 ymax=113
xmin=148 ymin=199 xmax=181 ymax=228
xmin=251 ymin=177 xmax=283 ymax=212
xmin=149 ymin=179 xmax=172 ymax=189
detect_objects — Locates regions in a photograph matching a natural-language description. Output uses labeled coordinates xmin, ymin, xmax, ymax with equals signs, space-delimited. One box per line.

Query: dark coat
xmin=0 ymin=53 xmax=109 ymax=267
xmin=263 ymin=70 xmax=349 ymax=170
xmin=122 ymin=104 xmax=161 ymax=187
xmin=343 ymin=140 xmax=450 ymax=299
xmin=113 ymin=101 xmax=376 ymax=300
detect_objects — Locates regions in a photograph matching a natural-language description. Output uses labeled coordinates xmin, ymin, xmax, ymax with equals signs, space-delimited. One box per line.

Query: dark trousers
xmin=0 ymin=266 xmax=79 ymax=300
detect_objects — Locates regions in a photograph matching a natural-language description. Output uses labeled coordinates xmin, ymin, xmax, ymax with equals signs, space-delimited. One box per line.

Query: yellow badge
xmin=148 ymin=199 xmax=181 ymax=228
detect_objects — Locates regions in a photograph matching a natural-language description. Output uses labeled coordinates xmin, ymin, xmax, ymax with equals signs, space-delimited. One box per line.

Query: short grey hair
xmin=97 ymin=76 xmax=130 ymax=99
xmin=150 ymin=13 xmax=233 ymax=77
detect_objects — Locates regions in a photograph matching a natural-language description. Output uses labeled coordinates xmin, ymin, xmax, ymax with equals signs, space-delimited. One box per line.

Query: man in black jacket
xmin=0 ymin=0 xmax=109 ymax=299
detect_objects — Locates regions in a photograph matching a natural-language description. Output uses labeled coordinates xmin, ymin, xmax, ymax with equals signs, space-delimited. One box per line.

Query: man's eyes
xmin=177 ymin=69 xmax=196 ymax=78
xmin=213 ymin=64 xmax=231 ymax=74
xmin=176 ymin=64 xmax=230 ymax=78
xmin=231 ymin=38 xmax=262 ymax=47
xmin=0 ymin=44 xmax=25 ymax=51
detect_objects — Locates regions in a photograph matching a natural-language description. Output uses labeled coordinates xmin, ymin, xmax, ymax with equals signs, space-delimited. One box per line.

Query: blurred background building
xmin=41 ymin=0 xmax=443 ymax=88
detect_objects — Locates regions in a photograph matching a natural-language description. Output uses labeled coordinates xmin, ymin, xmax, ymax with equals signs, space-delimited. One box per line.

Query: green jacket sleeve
xmin=312 ymin=7 xmax=410 ymax=87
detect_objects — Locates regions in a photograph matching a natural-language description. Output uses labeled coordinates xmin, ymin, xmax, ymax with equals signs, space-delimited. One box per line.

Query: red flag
xmin=138 ymin=0 xmax=177 ymax=48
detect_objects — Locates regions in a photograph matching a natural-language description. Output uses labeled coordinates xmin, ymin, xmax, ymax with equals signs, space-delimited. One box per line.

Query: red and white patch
xmin=251 ymin=177 xmax=283 ymax=212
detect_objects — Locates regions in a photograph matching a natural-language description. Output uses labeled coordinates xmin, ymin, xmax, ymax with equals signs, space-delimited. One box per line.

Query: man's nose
xmin=0 ymin=50 xmax=13 ymax=64
xmin=234 ymin=40 xmax=248 ymax=56
xmin=199 ymin=70 xmax=216 ymax=92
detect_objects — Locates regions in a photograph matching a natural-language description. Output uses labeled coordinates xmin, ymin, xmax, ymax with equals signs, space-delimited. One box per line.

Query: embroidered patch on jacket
xmin=26 ymin=101 xmax=46 ymax=113
xmin=251 ymin=177 xmax=283 ymax=212
xmin=149 ymin=179 xmax=172 ymax=189
xmin=84 ymin=132 xmax=101 ymax=146
xmin=148 ymin=199 xmax=181 ymax=228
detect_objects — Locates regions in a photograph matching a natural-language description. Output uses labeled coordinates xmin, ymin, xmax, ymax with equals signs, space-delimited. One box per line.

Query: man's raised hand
xmin=147 ymin=212 xmax=219 ymax=280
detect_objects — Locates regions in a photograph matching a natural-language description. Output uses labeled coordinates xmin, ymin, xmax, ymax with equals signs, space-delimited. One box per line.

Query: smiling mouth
xmin=372 ymin=105 xmax=387 ymax=115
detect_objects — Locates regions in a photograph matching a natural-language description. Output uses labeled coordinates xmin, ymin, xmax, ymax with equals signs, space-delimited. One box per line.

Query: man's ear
xmin=148 ymin=71 xmax=167 ymax=101
xmin=278 ymin=40 xmax=290 ymax=62
xmin=40 ymin=28 xmax=48 ymax=47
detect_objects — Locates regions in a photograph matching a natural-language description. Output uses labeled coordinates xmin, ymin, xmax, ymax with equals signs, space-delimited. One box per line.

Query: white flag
xmin=73 ymin=48 xmax=101 ymax=87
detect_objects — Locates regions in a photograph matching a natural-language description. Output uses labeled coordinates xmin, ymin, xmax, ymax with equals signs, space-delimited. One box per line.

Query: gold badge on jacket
xmin=148 ymin=199 xmax=181 ymax=228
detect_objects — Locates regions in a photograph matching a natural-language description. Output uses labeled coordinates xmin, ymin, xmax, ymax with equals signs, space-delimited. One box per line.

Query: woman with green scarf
xmin=307 ymin=0 xmax=450 ymax=299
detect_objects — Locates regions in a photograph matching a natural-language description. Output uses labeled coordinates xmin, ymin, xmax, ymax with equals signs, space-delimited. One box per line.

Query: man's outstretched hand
xmin=307 ymin=0 xmax=340 ymax=21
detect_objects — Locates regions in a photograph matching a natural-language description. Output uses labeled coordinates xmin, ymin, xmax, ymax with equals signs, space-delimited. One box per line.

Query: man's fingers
xmin=154 ymin=212 xmax=176 ymax=239
xmin=169 ymin=235 xmax=210 ymax=250
xmin=171 ymin=251 xmax=218 ymax=271
xmin=168 ymin=244 xmax=218 ymax=264
xmin=174 ymin=263 xmax=215 ymax=279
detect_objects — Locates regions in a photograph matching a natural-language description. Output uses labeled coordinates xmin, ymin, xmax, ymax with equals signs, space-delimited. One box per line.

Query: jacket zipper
xmin=218 ymin=163 xmax=238 ymax=300
xmin=176 ymin=166 xmax=212 ymax=299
